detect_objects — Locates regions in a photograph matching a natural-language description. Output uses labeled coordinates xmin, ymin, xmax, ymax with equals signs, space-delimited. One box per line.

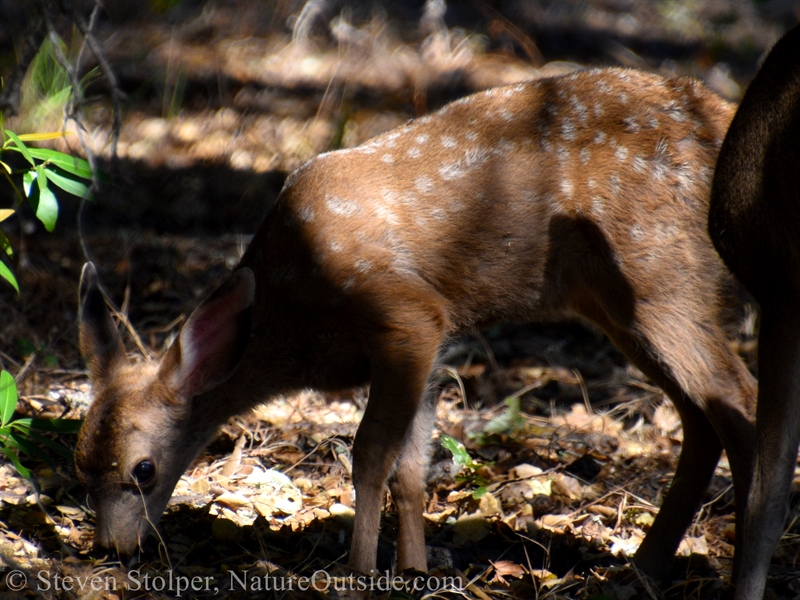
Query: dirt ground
xmin=0 ymin=1 xmax=798 ymax=598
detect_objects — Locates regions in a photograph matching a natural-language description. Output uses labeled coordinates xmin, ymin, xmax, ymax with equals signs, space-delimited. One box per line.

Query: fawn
xmin=709 ymin=23 xmax=800 ymax=600
xmin=77 ymin=67 xmax=757 ymax=585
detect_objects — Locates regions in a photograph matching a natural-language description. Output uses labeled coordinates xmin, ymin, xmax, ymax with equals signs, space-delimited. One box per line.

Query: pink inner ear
xmin=174 ymin=271 xmax=255 ymax=397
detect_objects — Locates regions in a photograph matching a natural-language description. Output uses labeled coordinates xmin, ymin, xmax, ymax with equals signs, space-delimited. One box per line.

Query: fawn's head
xmin=75 ymin=263 xmax=255 ymax=556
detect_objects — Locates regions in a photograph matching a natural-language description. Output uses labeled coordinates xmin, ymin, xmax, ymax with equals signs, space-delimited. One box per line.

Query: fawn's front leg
xmin=348 ymin=305 xmax=444 ymax=574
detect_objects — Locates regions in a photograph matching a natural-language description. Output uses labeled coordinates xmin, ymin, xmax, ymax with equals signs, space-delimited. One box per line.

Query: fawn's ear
xmin=159 ymin=268 xmax=255 ymax=399
xmin=79 ymin=262 xmax=126 ymax=383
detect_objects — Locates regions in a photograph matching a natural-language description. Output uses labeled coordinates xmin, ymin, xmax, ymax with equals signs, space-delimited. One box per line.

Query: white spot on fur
xmin=561 ymin=178 xmax=574 ymax=198
xmin=415 ymin=134 xmax=429 ymax=144
xmin=381 ymin=153 xmax=394 ymax=164
xmin=415 ymin=176 xmax=434 ymax=193
xmin=298 ymin=206 xmax=315 ymax=223
xmin=326 ymin=195 xmax=361 ymax=216
xmin=439 ymin=146 xmax=490 ymax=180
xmin=561 ymin=118 xmax=576 ymax=141
xmin=408 ymin=147 xmax=422 ymax=159
xmin=592 ymin=198 xmax=604 ymax=215
xmin=439 ymin=163 xmax=464 ymax=180
xmin=498 ymin=109 xmax=514 ymax=121
xmin=355 ymin=259 xmax=372 ymax=273
xmin=556 ymin=145 xmax=570 ymax=164
xmin=593 ymin=102 xmax=604 ymax=118
xmin=494 ymin=139 xmax=516 ymax=156
xmin=630 ymin=224 xmax=646 ymax=241
xmin=609 ymin=175 xmax=621 ymax=194
xmin=623 ymin=116 xmax=639 ymax=132
xmin=431 ymin=207 xmax=446 ymax=220
xmin=587 ymin=177 xmax=596 ymax=191
xmin=633 ymin=155 xmax=646 ymax=173
xmin=465 ymin=131 xmax=479 ymax=141
xmin=665 ymin=101 xmax=686 ymax=122
xmin=570 ymin=96 xmax=588 ymax=123
xmin=594 ymin=131 xmax=606 ymax=144
xmin=615 ymin=146 xmax=628 ymax=162
xmin=441 ymin=136 xmax=457 ymax=148
xmin=373 ymin=204 xmax=399 ymax=225
xmin=597 ymin=80 xmax=612 ymax=94
xmin=619 ymin=93 xmax=628 ymax=103
xmin=580 ymin=148 xmax=591 ymax=165
xmin=329 ymin=240 xmax=343 ymax=253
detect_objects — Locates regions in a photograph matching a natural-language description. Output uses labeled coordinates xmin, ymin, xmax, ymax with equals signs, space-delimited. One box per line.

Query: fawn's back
xmin=251 ymin=68 xmax=734 ymax=334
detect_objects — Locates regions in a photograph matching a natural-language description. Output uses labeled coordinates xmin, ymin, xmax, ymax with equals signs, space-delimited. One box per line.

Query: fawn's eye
xmin=132 ymin=460 xmax=156 ymax=485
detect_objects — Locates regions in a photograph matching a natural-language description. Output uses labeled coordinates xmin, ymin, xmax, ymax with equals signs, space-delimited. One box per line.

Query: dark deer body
xmin=709 ymin=23 xmax=800 ymax=600
xmin=78 ymin=68 xmax=756 ymax=584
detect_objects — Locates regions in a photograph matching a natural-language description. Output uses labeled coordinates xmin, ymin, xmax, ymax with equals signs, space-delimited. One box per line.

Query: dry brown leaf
xmin=478 ymin=492 xmax=503 ymax=517
xmin=490 ymin=560 xmax=527 ymax=583
xmin=678 ymin=535 xmax=709 ymax=556
xmin=452 ymin=513 xmax=491 ymax=546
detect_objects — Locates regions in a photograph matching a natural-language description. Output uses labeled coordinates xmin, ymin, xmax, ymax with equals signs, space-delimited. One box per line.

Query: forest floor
xmin=0 ymin=1 xmax=799 ymax=598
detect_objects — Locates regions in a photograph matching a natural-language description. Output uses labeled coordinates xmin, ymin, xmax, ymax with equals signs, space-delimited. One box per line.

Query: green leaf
xmin=441 ymin=434 xmax=478 ymax=470
xmin=32 ymin=177 xmax=58 ymax=232
xmin=472 ymin=486 xmax=487 ymax=499
xmin=4 ymin=130 xmax=35 ymax=166
xmin=9 ymin=431 xmax=54 ymax=467
xmin=22 ymin=170 xmax=36 ymax=197
xmin=0 ymin=260 xmax=18 ymax=293
xmin=0 ymin=370 xmax=17 ymax=426
xmin=10 ymin=426 xmax=72 ymax=460
xmin=16 ymin=417 xmax=82 ymax=434
xmin=16 ymin=131 xmax=69 ymax=142
xmin=42 ymin=166 xmax=92 ymax=199
xmin=484 ymin=396 xmax=524 ymax=436
xmin=26 ymin=148 xmax=92 ymax=180
xmin=0 ymin=229 xmax=13 ymax=257
xmin=35 ymin=162 xmax=47 ymax=194
xmin=0 ymin=445 xmax=31 ymax=479
xmin=0 ymin=160 xmax=11 ymax=174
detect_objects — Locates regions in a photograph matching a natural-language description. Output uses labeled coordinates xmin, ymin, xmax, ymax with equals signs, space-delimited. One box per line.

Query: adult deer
xmin=709 ymin=23 xmax=800 ymax=600
xmin=77 ymin=67 xmax=756 ymax=586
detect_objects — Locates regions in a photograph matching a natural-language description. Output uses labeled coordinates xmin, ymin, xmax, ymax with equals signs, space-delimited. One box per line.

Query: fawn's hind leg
xmin=581 ymin=299 xmax=756 ymax=579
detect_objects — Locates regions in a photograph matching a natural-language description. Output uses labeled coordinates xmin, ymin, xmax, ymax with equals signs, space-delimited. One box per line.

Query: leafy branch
xmin=0 ymin=370 xmax=81 ymax=480
xmin=0 ymin=129 xmax=95 ymax=292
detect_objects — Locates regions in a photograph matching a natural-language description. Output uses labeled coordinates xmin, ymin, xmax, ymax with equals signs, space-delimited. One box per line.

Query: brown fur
xmin=709 ymin=23 xmax=800 ymax=600
xmin=78 ymin=68 xmax=756 ymax=585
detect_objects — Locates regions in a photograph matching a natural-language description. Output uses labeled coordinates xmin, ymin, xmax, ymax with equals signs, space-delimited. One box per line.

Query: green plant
xmin=0 ymin=129 xmax=94 ymax=291
xmin=0 ymin=370 xmax=81 ymax=480
xmin=441 ymin=434 xmax=491 ymax=498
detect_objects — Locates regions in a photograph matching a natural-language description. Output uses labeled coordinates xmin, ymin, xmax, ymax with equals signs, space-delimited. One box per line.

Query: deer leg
xmin=733 ymin=304 xmax=800 ymax=599
xmin=348 ymin=308 xmax=444 ymax=574
xmin=633 ymin=397 xmax=723 ymax=577
xmin=388 ymin=383 xmax=438 ymax=571
xmin=593 ymin=304 xmax=756 ymax=580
